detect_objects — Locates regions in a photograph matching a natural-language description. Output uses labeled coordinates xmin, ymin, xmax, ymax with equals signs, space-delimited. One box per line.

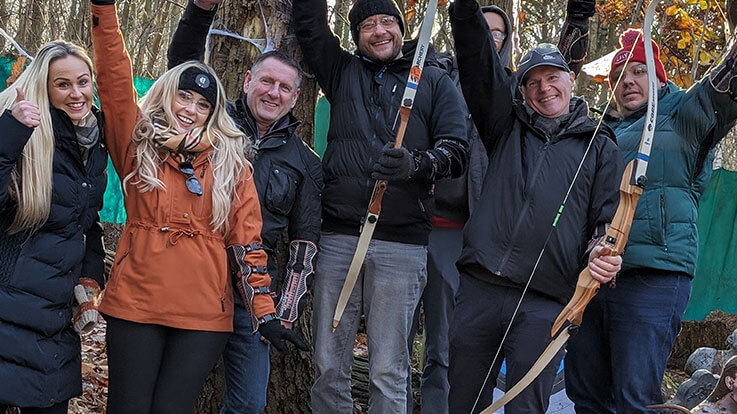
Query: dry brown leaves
xmin=69 ymin=320 xmax=108 ymax=413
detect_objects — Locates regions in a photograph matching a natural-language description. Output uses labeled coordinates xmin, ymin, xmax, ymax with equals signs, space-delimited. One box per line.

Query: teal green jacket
xmin=604 ymin=81 xmax=737 ymax=276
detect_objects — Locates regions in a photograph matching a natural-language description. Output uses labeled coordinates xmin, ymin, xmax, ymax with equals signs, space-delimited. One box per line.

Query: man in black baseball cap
xmin=449 ymin=0 xmax=624 ymax=411
xmin=517 ymin=43 xmax=575 ymax=118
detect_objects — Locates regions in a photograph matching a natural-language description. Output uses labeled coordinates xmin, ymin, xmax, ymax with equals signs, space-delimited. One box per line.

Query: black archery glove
xmin=371 ymin=142 xmax=416 ymax=181
xmin=567 ymin=0 xmax=596 ymax=19
xmin=91 ymin=0 xmax=115 ymax=5
xmin=258 ymin=318 xmax=309 ymax=353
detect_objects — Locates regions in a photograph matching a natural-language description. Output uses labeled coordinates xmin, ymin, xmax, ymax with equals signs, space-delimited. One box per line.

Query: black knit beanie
xmin=349 ymin=0 xmax=405 ymax=45
xmin=178 ymin=66 xmax=218 ymax=108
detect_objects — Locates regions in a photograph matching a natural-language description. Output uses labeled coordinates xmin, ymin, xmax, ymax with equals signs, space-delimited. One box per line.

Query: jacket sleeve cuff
xmin=0 ymin=110 xmax=33 ymax=159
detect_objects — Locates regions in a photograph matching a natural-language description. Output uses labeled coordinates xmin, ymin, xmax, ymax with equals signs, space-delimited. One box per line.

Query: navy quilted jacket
xmin=0 ymin=108 xmax=107 ymax=407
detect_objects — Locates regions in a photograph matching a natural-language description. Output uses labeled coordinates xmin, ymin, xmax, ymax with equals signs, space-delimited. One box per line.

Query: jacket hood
xmin=480 ymin=5 xmax=512 ymax=69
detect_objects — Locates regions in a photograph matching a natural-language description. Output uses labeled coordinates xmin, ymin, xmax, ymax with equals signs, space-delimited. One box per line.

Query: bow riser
xmin=551 ymin=160 xmax=643 ymax=335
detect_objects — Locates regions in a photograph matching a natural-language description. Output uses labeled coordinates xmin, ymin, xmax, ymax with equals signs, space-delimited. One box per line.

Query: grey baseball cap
xmin=517 ymin=43 xmax=570 ymax=85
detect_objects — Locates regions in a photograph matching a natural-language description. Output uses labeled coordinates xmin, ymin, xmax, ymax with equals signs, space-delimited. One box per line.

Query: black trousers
xmin=0 ymin=400 xmax=68 ymax=414
xmin=448 ymin=274 xmax=565 ymax=414
xmin=104 ymin=315 xmax=230 ymax=414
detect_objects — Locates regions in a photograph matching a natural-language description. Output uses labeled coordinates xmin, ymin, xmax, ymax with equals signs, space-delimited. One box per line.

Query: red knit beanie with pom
xmin=608 ymin=28 xmax=667 ymax=89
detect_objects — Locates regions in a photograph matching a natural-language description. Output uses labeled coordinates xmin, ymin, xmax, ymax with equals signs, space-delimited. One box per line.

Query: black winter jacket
xmin=228 ymin=100 xmax=323 ymax=281
xmin=0 ymin=108 xmax=107 ymax=407
xmin=451 ymin=0 xmax=624 ymax=304
xmin=167 ymin=0 xmax=324 ymax=290
xmin=294 ymin=0 xmax=469 ymax=245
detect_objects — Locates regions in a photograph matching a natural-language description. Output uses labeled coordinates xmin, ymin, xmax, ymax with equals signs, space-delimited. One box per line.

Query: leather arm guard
xmin=276 ymin=240 xmax=318 ymax=323
xmin=227 ymin=243 xmax=271 ymax=332
xmin=710 ymin=42 xmax=737 ymax=101
xmin=72 ymin=277 xmax=102 ymax=334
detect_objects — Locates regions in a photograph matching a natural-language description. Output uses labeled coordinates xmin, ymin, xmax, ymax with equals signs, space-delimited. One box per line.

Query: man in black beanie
xmin=293 ymin=0 xmax=469 ymax=412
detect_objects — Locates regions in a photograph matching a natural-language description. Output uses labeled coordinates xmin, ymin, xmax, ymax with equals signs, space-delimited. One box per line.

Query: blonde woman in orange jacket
xmin=90 ymin=1 xmax=307 ymax=411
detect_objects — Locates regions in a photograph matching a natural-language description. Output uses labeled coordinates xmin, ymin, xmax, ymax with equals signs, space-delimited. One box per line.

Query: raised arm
xmin=559 ymin=0 xmax=595 ymax=76
xmin=167 ymin=0 xmax=219 ymax=69
xmin=90 ymin=0 xmax=139 ymax=176
xmin=292 ymin=0 xmax=352 ymax=100
xmin=675 ymin=43 xmax=737 ymax=152
xmin=450 ymin=0 xmax=514 ymax=153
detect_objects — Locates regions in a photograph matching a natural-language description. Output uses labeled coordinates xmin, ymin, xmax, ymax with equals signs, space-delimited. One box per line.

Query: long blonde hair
xmin=0 ymin=41 xmax=94 ymax=233
xmin=124 ymin=61 xmax=252 ymax=234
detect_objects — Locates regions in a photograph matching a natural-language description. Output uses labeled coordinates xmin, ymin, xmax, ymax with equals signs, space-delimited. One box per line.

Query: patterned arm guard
xmin=411 ymin=138 xmax=469 ymax=182
xmin=276 ymin=240 xmax=318 ymax=323
xmin=710 ymin=43 xmax=737 ymax=101
xmin=227 ymin=243 xmax=272 ymax=332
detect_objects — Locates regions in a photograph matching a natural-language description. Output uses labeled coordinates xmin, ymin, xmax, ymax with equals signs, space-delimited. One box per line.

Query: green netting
xmin=683 ymin=168 xmax=737 ymax=320
xmin=314 ymin=95 xmax=329 ymax=158
xmin=100 ymin=77 xmax=156 ymax=223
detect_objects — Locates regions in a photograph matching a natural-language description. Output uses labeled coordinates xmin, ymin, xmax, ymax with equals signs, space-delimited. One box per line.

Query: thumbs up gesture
xmin=10 ymin=88 xmax=41 ymax=129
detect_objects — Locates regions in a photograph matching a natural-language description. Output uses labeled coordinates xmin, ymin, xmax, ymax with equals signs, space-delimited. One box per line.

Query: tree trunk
xmin=195 ymin=1 xmax=318 ymax=412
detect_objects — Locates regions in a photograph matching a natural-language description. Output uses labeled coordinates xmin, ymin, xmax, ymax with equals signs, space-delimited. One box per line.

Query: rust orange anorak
xmin=91 ymin=4 xmax=272 ymax=332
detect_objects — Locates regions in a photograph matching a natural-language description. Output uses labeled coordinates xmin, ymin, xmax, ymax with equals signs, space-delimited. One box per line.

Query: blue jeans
xmin=311 ymin=233 xmax=427 ymax=414
xmin=565 ymin=269 xmax=691 ymax=413
xmin=407 ymin=227 xmax=462 ymax=414
xmin=220 ymin=293 xmax=270 ymax=414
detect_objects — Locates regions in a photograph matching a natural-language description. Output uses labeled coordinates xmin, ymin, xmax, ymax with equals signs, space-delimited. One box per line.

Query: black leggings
xmin=0 ymin=400 xmax=69 ymax=414
xmin=104 ymin=315 xmax=230 ymax=414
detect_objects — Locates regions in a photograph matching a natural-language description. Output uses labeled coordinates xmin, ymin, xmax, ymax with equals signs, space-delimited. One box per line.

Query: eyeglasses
xmin=358 ymin=15 xmax=398 ymax=33
xmin=175 ymin=90 xmax=213 ymax=114
xmin=610 ymin=63 xmax=648 ymax=84
xmin=179 ymin=161 xmax=203 ymax=196
xmin=491 ymin=30 xmax=506 ymax=42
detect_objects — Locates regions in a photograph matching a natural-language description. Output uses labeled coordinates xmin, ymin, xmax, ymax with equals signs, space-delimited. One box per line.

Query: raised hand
xmin=10 ymin=88 xmax=41 ymax=129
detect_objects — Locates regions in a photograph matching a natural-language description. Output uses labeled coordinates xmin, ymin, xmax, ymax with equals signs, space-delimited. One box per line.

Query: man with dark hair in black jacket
xmin=167 ymin=1 xmax=323 ymax=412
xmin=448 ymin=0 xmax=624 ymax=411
xmin=293 ymin=0 xmax=469 ymax=411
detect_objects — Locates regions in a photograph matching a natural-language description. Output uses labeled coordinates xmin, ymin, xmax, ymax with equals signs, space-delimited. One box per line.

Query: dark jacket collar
xmin=231 ymin=95 xmax=301 ymax=143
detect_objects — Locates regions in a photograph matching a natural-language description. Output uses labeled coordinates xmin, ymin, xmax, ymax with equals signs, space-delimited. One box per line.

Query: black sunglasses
xmin=179 ymin=161 xmax=203 ymax=196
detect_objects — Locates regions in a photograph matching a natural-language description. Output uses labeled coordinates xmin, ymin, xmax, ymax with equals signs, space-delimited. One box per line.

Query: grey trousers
xmin=311 ymin=232 xmax=427 ymax=414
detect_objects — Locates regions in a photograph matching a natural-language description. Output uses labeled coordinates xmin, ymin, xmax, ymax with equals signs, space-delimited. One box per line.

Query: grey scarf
xmin=74 ymin=112 xmax=100 ymax=165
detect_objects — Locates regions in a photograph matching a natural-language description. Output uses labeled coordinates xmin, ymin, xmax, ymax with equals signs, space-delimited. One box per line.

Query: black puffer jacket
xmin=0 ymin=108 xmax=107 ymax=407
xmin=451 ymin=0 xmax=624 ymax=304
xmin=294 ymin=0 xmax=469 ymax=245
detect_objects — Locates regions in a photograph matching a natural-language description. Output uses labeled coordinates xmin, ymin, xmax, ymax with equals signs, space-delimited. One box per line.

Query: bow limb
xmin=481 ymin=327 xmax=572 ymax=414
